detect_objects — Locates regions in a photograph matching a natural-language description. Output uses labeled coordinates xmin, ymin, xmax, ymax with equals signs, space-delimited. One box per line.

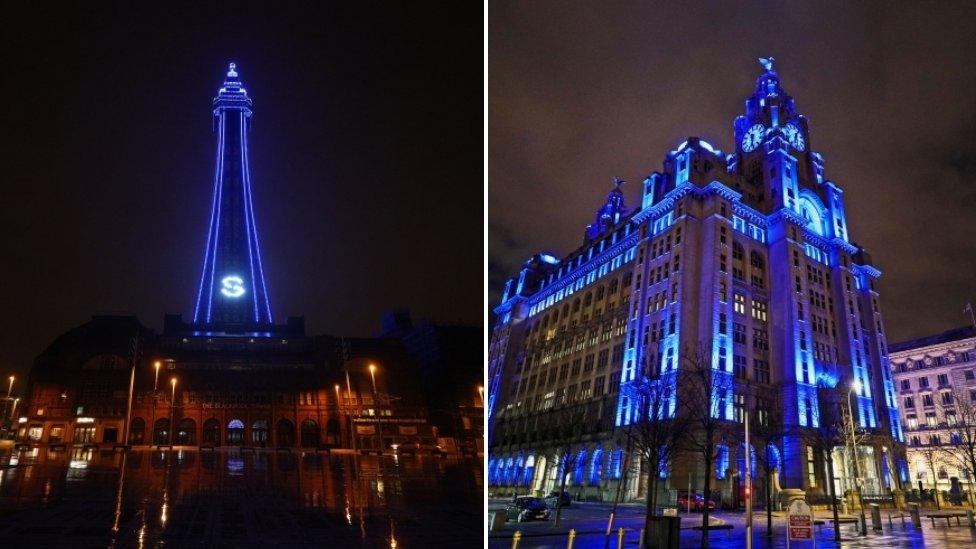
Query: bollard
xmin=617 ymin=527 xmax=625 ymax=549
xmin=567 ymin=528 xmax=576 ymax=549
xmin=512 ymin=531 xmax=521 ymax=549
xmin=908 ymin=503 xmax=921 ymax=528
xmin=870 ymin=503 xmax=882 ymax=531
xmin=967 ymin=509 xmax=975 ymax=528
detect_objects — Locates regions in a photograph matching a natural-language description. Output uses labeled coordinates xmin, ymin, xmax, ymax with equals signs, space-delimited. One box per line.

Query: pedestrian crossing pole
xmin=745 ymin=409 xmax=753 ymax=549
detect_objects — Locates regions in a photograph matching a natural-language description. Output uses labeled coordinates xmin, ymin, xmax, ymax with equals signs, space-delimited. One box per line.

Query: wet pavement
xmin=0 ymin=444 xmax=483 ymax=547
xmin=486 ymin=498 xmax=976 ymax=548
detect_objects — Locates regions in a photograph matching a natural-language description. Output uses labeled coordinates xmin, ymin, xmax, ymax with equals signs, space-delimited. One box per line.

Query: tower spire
xmin=193 ymin=63 xmax=273 ymax=326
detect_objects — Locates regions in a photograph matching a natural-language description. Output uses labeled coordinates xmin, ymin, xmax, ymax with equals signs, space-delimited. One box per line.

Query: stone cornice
xmin=767 ymin=207 xmax=807 ymax=228
xmin=526 ymin=232 xmax=639 ymax=306
xmin=631 ymin=181 xmax=695 ymax=224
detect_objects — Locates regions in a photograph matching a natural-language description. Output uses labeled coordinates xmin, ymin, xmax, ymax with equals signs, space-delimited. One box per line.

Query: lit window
xmin=734 ymin=294 xmax=746 ymax=314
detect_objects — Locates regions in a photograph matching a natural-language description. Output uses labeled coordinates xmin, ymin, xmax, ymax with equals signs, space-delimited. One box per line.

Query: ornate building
xmin=889 ymin=326 xmax=976 ymax=502
xmin=488 ymin=59 xmax=905 ymax=503
xmin=16 ymin=64 xmax=482 ymax=458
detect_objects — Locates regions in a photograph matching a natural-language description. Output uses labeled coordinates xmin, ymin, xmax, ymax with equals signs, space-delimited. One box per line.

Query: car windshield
xmin=518 ymin=497 xmax=546 ymax=510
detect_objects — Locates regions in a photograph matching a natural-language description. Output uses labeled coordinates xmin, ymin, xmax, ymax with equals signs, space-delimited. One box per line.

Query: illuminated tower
xmin=193 ymin=63 xmax=273 ymax=326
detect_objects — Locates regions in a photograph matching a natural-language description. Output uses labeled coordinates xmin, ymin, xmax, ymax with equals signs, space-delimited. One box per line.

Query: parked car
xmin=505 ymin=496 xmax=551 ymax=522
xmin=676 ymin=491 xmax=716 ymax=511
xmin=544 ymin=490 xmax=573 ymax=508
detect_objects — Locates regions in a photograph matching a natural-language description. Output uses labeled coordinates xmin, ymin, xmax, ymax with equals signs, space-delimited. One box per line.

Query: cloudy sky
xmin=489 ymin=1 xmax=976 ymax=344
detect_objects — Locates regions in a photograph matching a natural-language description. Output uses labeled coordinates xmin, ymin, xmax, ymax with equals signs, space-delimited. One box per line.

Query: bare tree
xmin=548 ymin=403 xmax=588 ymax=526
xmin=916 ymin=443 xmax=944 ymax=509
xmin=679 ymin=346 xmax=735 ymax=548
xmin=619 ymin=369 xmax=690 ymax=538
xmin=748 ymin=383 xmax=787 ymax=537
xmin=938 ymin=384 xmax=976 ymax=506
xmin=803 ymin=383 xmax=848 ymax=542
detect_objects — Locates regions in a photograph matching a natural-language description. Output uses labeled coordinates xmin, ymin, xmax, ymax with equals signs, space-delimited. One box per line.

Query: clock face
xmin=741 ymin=124 xmax=764 ymax=152
xmin=784 ymin=123 xmax=805 ymax=151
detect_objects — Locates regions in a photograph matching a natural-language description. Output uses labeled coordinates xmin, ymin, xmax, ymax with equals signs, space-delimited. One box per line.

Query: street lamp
xmin=478 ymin=385 xmax=484 ymax=404
xmin=170 ymin=377 xmax=178 ymax=446
xmin=154 ymin=361 xmax=161 ymax=391
xmin=9 ymin=397 xmax=19 ymax=420
xmin=368 ymin=364 xmax=382 ymax=455
xmin=7 ymin=375 xmax=14 ymax=398
xmin=847 ymin=379 xmax=867 ymax=536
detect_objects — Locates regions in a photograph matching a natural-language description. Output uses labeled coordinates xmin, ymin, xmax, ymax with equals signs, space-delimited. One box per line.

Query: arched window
xmin=799 ymin=196 xmax=826 ymax=236
xmin=732 ymin=242 xmax=744 ymax=261
xmin=276 ymin=419 xmax=295 ymax=447
xmin=202 ymin=418 xmax=220 ymax=445
xmin=750 ymin=251 xmax=764 ymax=269
xmin=153 ymin=418 xmax=170 ymax=445
xmin=227 ymin=419 xmax=245 ymax=445
xmin=715 ymin=444 xmax=730 ymax=479
xmin=609 ymin=449 xmax=624 ymax=480
xmin=252 ymin=420 xmax=268 ymax=446
xmin=129 ymin=417 xmax=146 ymax=444
xmin=736 ymin=443 xmax=757 ymax=480
xmin=176 ymin=418 xmax=196 ymax=445
xmin=589 ymin=447 xmax=604 ymax=485
xmin=523 ymin=454 xmax=536 ymax=487
xmin=573 ymin=449 xmax=588 ymax=485
xmin=300 ymin=419 xmax=319 ymax=448
xmin=766 ymin=444 xmax=781 ymax=471
xmin=325 ymin=418 xmax=341 ymax=446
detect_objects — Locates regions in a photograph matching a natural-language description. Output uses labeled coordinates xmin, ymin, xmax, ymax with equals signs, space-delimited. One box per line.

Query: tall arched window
xmin=300 ymin=419 xmax=319 ymax=448
xmin=589 ymin=447 xmax=604 ymax=485
xmin=227 ymin=419 xmax=244 ymax=445
xmin=153 ymin=419 xmax=170 ymax=445
xmin=252 ymin=420 xmax=268 ymax=446
xmin=202 ymin=418 xmax=220 ymax=445
xmin=176 ymin=418 xmax=196 ymax=445
xmin=277 ymin=419 xmax=295 ymax=447
xmin=573 ymin=449 xmax=588 ymax=485
xmin=129 ymin=417 xmax=146 ymax=444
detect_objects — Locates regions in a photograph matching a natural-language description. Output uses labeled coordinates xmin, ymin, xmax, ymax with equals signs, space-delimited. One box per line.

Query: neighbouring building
xmin=16 ymin=64 xmax=482 ymax=458
xmin=488 ymin=58 xmax=905 ymax=504
xmin=889 ymin=325 xmax=976 ymax=500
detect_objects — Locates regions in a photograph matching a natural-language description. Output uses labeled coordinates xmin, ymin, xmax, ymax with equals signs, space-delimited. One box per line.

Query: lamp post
xmin=154 ymin=361 xmax=161 ymax=392
xmin=369 ymin=364 xmax=382 ymax=455
xmin=10 ymin=397 xmax=19 ymax=420
xmin=334 ymin=384 xmax=342 ymax=445
xmin=170 ymin=377 xmax=178 ymax=446
xmin=7 ymin=375 xmax=14 ymax=398
xmin=848 ymin=380 xmax=867 ymax=535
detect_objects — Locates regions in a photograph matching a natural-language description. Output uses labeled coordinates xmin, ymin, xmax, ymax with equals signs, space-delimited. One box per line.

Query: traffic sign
xmin=787 ymin=499 xmax=814 ymax=541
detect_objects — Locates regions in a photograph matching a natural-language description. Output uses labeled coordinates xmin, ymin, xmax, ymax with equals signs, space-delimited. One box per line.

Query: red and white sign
xmin=787 ymin=500 xmax=814 ymax=541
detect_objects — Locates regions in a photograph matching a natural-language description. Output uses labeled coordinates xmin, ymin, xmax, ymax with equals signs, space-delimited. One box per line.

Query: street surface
xmin=487 ymin=497 xmax=976 ymax=548
xmin=0 ymin=444 xmax=483 ymax=547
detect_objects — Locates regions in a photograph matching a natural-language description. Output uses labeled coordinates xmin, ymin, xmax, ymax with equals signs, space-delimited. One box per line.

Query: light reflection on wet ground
xmin=0 ymin=446 xmax=482 ymax=547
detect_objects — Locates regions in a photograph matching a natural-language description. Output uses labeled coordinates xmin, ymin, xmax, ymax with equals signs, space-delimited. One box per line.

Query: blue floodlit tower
xmin=193 ymin=63 xmax=273 ymax=326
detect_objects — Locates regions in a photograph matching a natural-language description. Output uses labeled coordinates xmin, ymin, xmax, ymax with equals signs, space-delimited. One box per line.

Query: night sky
xmin=0 ymin=5 xmax=481 ymax=384
xmin=489 ymin=3 xmax=976 ymax=345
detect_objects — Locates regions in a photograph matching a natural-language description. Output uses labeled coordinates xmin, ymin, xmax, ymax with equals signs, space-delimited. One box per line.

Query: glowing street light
xmin=478 ymin=385 xmax=484 ymax=404
xmin=170 ymin=377 xmax=178 ymax=446
xmin=154 ymin=361 xmax=162 ymax=391
xmin=9 ymin=397 xmax=19 ymax=420
xmin=7 ymin=375 xmax=14 ymax=398
xmin=368 ymin=363 xmax=377 ymax=394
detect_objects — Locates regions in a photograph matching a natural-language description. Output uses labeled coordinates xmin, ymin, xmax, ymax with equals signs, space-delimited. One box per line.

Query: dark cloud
xmin=489 ymin=1 xmax=976 ymax=344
